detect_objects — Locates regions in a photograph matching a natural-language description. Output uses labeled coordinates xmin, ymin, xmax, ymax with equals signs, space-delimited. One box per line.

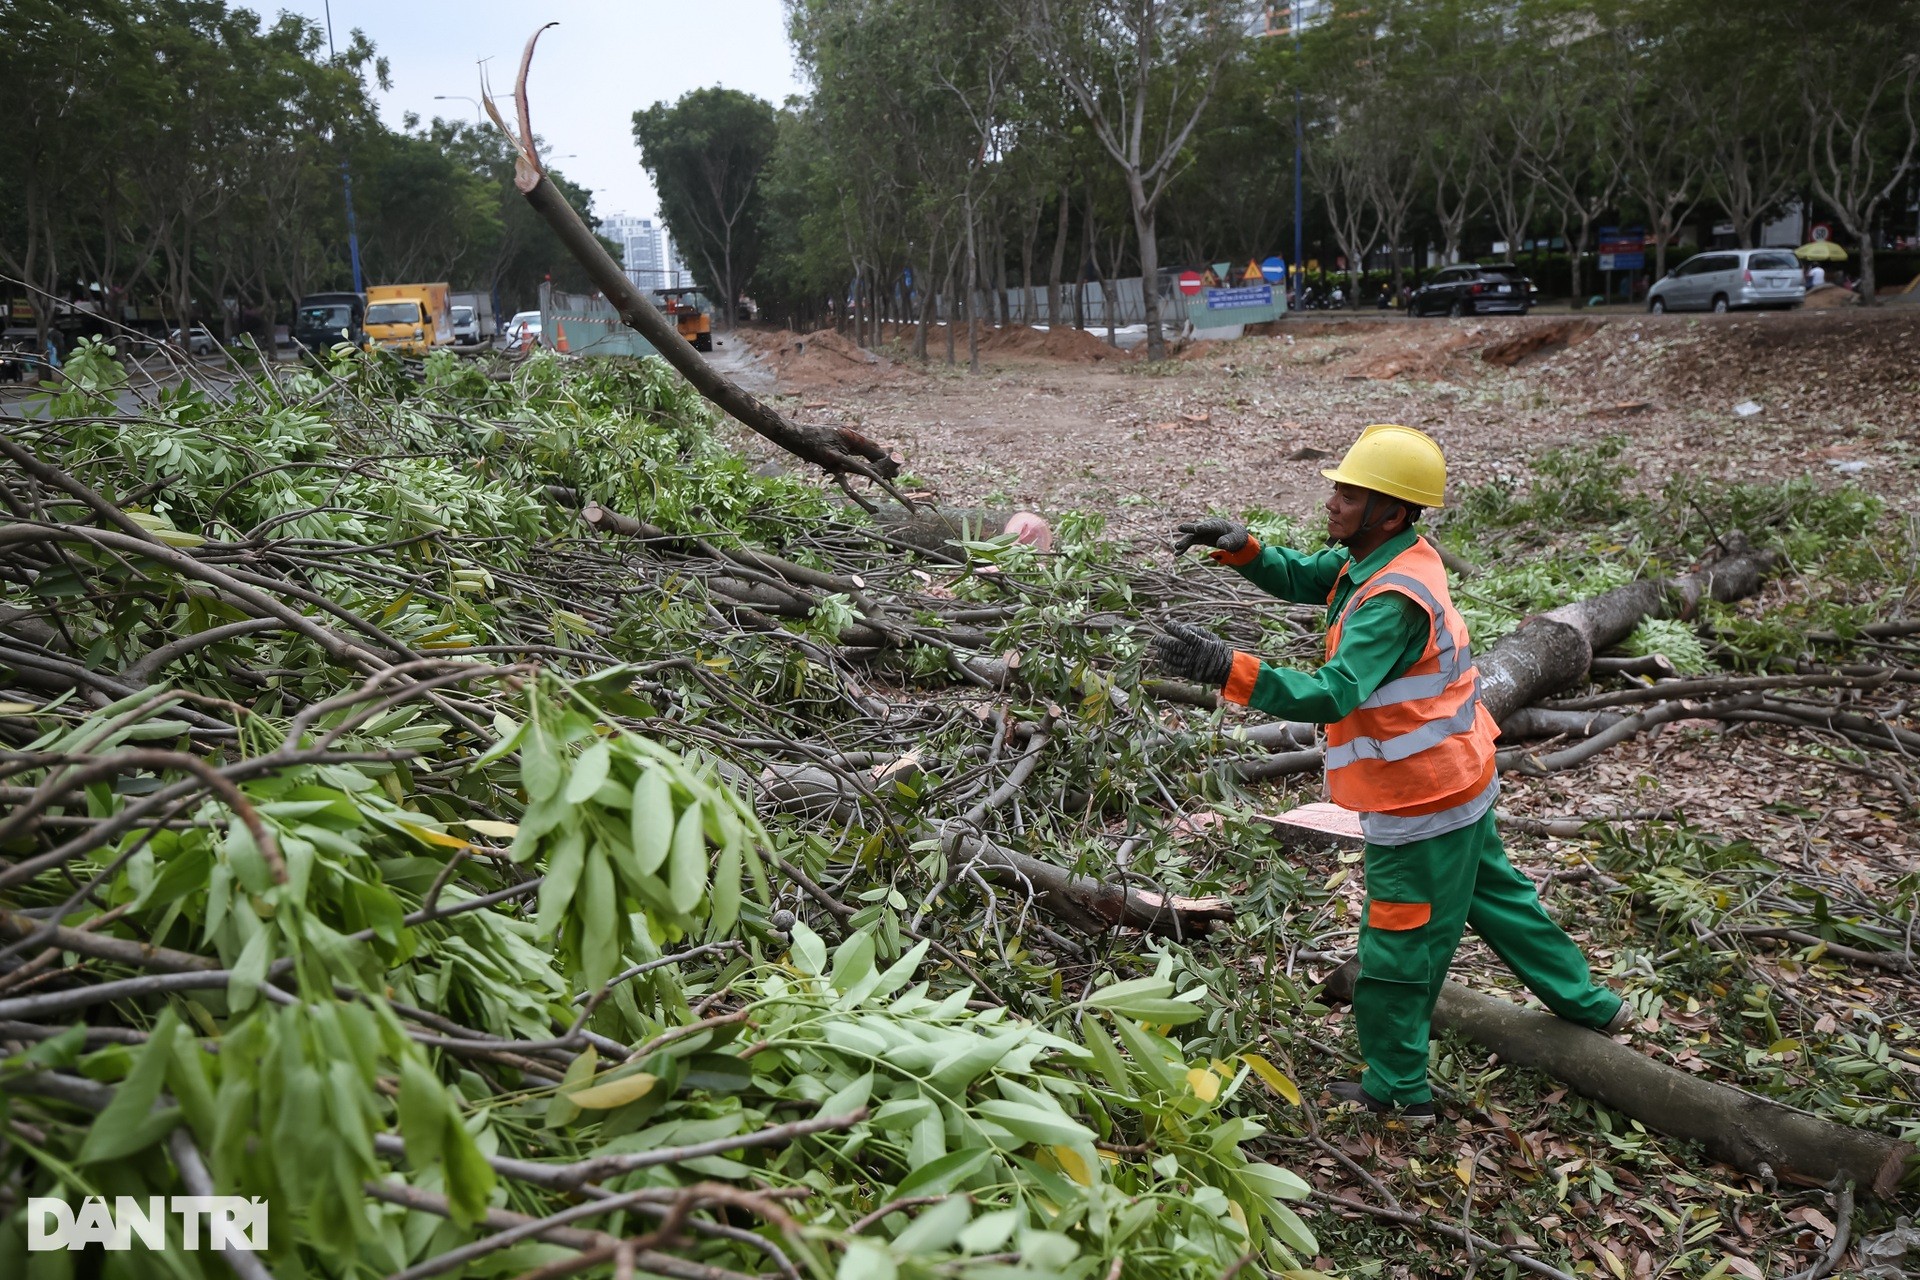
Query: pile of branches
xmin=0 ymin=342 xmax=1353 ymax=1278
xmin=1 ymin=338 xmax=1914 ymax=1278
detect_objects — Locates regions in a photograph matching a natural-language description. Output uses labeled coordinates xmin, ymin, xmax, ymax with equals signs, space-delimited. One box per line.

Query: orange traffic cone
xmin=554 ymin=322 xmax=570 ymax=353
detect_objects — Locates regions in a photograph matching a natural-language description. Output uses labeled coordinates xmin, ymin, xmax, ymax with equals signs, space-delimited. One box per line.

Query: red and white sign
xmin=1177 ymin=270 xmax=1204 ymax=296
xmin=1811 ymin=223 xmax=1832 ymax=242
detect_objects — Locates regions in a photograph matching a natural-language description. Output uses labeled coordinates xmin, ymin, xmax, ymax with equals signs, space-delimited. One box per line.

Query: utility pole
xmin=325 ymin=1 xmax=365 ymax=294
xmin=1288 ymin=5 xmax=1303 ymax=303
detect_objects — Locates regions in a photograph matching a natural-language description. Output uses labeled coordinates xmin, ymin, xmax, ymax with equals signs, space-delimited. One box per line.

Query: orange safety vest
xmin=1323 ymin=538 xmax=1498 ymax=842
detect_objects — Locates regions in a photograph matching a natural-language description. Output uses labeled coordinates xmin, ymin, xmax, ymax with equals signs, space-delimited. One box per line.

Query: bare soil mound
xmin=1337 ymin=326 xmax=1486 ymax=380
xmin=979 ymin=325 xmax=1132 ymax=363
xmin=736 ymin=327 xmax=907 ymax=392
xmin=1480 ymin=318 xmax=1605 ymax=367
xmin=1801 ymin=284 xmax=1860 ymax=310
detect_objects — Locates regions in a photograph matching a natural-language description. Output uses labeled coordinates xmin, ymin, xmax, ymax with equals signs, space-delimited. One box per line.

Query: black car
xmin=1409 ymin=264 xmax=1533 ymax=317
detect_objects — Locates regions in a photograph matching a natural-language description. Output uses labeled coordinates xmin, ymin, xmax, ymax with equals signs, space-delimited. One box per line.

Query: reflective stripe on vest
xmin=1336 ymin=571 xmax=1473 ymax=709
xmin=1323 ymin=539 xmax=1497 ymax=814
xmin=1359 ymin=772 xmax=1500 ymax=846
xmin=1325 ymin=694 xmax=1482 ymax=768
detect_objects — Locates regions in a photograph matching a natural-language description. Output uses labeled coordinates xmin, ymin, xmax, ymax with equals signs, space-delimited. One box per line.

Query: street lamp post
xmin=434 ymin=94 xmax=485 ymax=126
xmin=323 ymin=2 xmax=364 ymax=294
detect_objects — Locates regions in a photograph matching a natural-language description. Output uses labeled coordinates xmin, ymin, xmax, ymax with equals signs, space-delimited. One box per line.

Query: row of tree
xmin=639 ymin=0 xmax=1920 ymax=362
xmin=0 ymin=0 xmax=607 ymax=341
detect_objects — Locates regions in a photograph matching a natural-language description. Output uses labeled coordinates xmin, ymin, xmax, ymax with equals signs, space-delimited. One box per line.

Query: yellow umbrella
xmin=1796 ymin=240 xmax=1848 ymax=261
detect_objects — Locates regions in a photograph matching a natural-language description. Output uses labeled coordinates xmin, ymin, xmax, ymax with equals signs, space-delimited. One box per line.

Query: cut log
xmin=1320 ymin=962 xmax=1914 ymax=1200
xmin=1475 ymin=535 xmax=1780 ymax=724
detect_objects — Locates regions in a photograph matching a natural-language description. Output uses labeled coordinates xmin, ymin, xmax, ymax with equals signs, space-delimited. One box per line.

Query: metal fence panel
xmin=539 ymin=284 xmax=658 ymax=359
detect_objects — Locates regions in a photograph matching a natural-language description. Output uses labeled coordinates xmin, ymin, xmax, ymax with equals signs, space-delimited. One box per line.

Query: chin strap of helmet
xmin=1336 ymin=493 xmax=1406 ymax=547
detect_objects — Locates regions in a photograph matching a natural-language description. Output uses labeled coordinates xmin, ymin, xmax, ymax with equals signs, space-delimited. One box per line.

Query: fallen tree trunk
xmin=1475 ymin=535 xmax=1781 ymax=724
xmin=491 ymin=32 xmax=900 ymax=489
xmin=1321 ymin=962 xmax=1913 ymax=1200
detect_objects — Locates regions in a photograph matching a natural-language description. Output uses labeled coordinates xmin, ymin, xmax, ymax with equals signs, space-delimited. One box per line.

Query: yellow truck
xmin=364 ymin=283 xmax=453 ymax=355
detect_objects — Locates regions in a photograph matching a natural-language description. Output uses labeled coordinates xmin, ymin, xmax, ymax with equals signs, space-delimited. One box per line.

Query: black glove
xmin=1173 ymin=517 xmax=1251 ymax=556
xmin=1149 ymin=620 xmax=1236 ymax=687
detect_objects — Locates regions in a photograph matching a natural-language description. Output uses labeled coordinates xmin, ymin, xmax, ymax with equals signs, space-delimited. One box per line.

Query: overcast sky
xmin=244 ymin=1 xmax=809 ymax=222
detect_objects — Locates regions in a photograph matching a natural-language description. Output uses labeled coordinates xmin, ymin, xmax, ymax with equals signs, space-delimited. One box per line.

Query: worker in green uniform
xmin=1151 ymin=424 xmax=1629 ymax=1122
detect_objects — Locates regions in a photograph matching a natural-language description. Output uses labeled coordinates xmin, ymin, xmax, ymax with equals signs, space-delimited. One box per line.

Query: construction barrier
xmin=538 ymin=283 xmax=658 ymax=359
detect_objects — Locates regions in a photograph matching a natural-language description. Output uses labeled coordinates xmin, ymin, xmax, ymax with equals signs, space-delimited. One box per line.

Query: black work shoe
xmin=1327 ymin=1080 xmax=1435 ymax=1126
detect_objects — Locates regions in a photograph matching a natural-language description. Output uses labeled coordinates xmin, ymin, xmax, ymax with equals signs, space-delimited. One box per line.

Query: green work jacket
xmin=1224 ymin=529 xmax=1430 ymax=724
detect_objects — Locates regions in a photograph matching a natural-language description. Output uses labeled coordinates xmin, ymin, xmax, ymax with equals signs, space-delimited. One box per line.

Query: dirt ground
xmin=724 ymin=309 xmax=1920 ymax=544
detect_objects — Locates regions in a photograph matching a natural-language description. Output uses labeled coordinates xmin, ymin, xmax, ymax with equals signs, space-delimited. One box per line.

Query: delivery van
xmin=365 ymin=283 xmax=453 ymax=354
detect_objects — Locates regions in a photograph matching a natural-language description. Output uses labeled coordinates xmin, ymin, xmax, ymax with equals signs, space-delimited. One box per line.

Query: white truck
xmin=448 ymin=291 xmax=497 ymax=347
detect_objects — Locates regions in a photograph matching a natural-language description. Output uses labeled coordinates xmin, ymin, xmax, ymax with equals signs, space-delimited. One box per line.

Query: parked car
xmin=503 ymin=310 xmax=542 ymax=350
xmin=167 ymin=325 xmax=220 ymax=356
xmin=1646 ymin=248 xmax=1806 ymax=313
xmin=1 ymin=327 xmax=40 ymax=382
xmin=1409 ymin=264 xmax=1532 ymax=316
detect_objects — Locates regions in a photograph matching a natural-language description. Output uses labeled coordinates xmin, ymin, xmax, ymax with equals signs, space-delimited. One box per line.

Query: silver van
xmin=1647 ymin=249 xmax=1806 ymax=313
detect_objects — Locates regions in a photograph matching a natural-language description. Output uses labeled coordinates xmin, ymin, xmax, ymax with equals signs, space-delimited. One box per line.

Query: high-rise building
xmin=1260 ymin=0 xmax=1328 ymax=35
xmin=601 ymin=214 xmax=672 ymax=292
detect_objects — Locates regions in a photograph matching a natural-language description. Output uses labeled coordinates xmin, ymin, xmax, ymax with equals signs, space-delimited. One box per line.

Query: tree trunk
xmin=1857 ymin=223 xmax=1878 ymax=303
xmin=1320 ymin=963 xmax=1912 ymax=1199
xmin=914 ymin=252 xmax=936 ymax=360
xmin=1128 ymin=173 xmax=1166 ymax=361
xmin=963 ymin=192 xmax=981 ymax=374
xmin=943 ymin=266 xmax=957 ymax=367
xmin=1048 ymin=184 xmax=1070 ymax=327
xmin=1020 ymin=200 xmax=1037 ymax=325
xmin=995 ymin=227 xmax=1011 ymax=329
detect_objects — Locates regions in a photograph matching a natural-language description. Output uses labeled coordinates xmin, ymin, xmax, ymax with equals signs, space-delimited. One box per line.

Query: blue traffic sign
xmin=1260 ymin=256 xmax=1286 ymax=283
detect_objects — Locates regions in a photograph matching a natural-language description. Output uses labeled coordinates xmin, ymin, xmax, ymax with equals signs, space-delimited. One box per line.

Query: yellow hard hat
xmin=1321 ymin=424 xmax=1447 ymax=508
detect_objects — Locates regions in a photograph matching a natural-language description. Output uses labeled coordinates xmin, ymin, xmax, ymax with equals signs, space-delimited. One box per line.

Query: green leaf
xmin=545 ymin=1046 xmax=599 ymax=1130
xmin=817 ymin=1071 xmax=875 ymax=1120
xmin=958 ymin=1206 xmax=1022 ymax=1254
xmin=1083 ymin=975 xmax=1174 ymax=1009
xmin=667 ymin=803 xmax=706 ymax=915
xmin=442 ymin=1114 xmax=495 ymax=1227
xmin=708 ymin=834 xmax=741 ymax=938
xmin=522 ymin=717 xmax=562 ymax=802
xmin=1263 ymin=1198 xmax=1319 ymax=1256
xmin=892 ymin=1194 xmax=971 ymax=1253
xmin=79 ymin=1010 xmax=182 ymax=1163
xmin=398 ymin=1054 xmax=449 ymax=1168
xmin=580 ymin=850 xmax=617 ymax=988
xmin=536 ymin=824 xmax=586 ymax=936
xmin=1239 ymin=1160 xmax=1312 ymax=1202
xmin=1080 ymin=1016 xmax=1134 ymax=1098
xmin=565 ymin=739 xmax=611 ymax=804
xmin=830 ymin=929 xmax=877 ymax=994
xmin=567 ymin=1071 xmax=658 ymax=1110
xmin=789 ymin=921 xmax=827 ymax=977
xmin=225 ymin=925 xmax=272 ymax=1014
xmin=891 ymin=1146 xmax=991 ymax=1200
xmin=972 ymin=1099 xmax=1093 ymax=1147
xmin=837 ymin=1240 xmax=897 ymax=1280
xmin=630 ymin=768 xmax=674 ymax=875
xmin=1109 ymin=1015 xmax=1182 ymax=1094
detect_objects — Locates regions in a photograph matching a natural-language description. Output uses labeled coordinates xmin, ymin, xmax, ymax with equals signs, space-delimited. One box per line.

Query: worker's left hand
xmin=1172 ymin=517 xmax=1250 ymax=556
xmin=1149 ymin=620 xmax=1236 ymax=687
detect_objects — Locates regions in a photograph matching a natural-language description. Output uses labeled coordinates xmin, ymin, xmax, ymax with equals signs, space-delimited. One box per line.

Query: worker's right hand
xmin=1173 ymin=517 xmax=1251 ymax=556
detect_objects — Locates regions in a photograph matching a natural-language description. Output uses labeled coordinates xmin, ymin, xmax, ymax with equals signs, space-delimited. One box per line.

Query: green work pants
xmin=1354 ymin=808 xmax=1623 ymax=1104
